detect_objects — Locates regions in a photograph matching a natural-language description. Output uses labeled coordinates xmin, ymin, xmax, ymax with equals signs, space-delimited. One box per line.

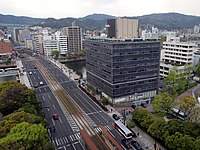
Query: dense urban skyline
xmin=1 ymin=0 xmax=200 ymax=19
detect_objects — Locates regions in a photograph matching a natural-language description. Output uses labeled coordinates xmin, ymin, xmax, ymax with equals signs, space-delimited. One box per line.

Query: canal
xmin=64 ymin=60 xmax=86 ymax=78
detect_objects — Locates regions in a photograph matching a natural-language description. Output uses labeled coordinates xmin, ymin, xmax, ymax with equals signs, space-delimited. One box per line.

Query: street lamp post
xmin=152 ymin=133 xmax=157 ymax=150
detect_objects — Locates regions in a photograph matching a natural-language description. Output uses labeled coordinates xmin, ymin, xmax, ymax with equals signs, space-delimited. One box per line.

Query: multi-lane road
xmin=21 ymin=55 xmax=123 ymax=150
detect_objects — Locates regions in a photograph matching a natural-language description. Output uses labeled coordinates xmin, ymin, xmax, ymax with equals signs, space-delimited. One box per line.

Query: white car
xmin=29 ymin=72 xmax=32 ymax=75
xmin=39 ymin=81 xmax=43 ymax=85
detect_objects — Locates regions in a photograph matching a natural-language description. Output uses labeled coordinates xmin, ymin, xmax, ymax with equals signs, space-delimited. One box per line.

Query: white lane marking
xmin=51 ymin=118 xmax=55 ymax=126
xmin=47 ymin=108 xmax=50 ymax=111
xmin=39 ymin=88 xmax=41 ymax=92
xmin=42 ymin=96 xmax=45 ymax=101
xmin=44 ymin=88 xmax=47 ymax=92
xmin=38 ymin=76 xmax=40 ymax=79
xmin=59 ymin=118 xmax=63 ymax=123
xmin=53 ymin=104 xmax=56 ymax=109
xmin=48 ymin=95 xmax=51 ymax=99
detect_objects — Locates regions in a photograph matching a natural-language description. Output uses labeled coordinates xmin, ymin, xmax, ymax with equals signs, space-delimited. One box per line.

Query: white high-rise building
xmin=194 ymin=24 xmax=200 ymax=35
xmin=160 ymin=40 xmax=197 ymax=78
xmin=55 ymin=31 xmax=68 ymax=55
xmin=43 ymin=35 xmax=58 ymax=56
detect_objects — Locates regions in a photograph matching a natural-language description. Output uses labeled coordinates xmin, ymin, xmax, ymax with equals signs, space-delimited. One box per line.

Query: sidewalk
xmin=16 ymin=60 xmax=31 ymax=89
xmin=132 ymin=126 xmax=166 ymax=150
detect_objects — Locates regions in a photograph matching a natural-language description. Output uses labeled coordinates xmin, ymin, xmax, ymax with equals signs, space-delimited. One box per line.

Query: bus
xmin=171 ymin=108 xmax=187 ymax=121
xmin=4 ymin=68 xmax=19 ymax=72
xmin=114 ymin=120 xmax=133 ymax=139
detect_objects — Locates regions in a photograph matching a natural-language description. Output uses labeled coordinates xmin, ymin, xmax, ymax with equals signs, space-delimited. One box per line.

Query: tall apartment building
xmin=85 ymin=37 xmax=160 ymax=104
xmin=62 ymin=26 xmax=82 ymax=55
xmin=55 ymin=31 xmax=68 ymax=55
xmin=160 ymin=41 xmax=197 ymax=78
xmin=33 ymin=34 xmax=43 ymax=54
xmin=43 ymin=35 xmax=58 ymax=56
xmin=107 ymin=18 xmax=139 ymax=39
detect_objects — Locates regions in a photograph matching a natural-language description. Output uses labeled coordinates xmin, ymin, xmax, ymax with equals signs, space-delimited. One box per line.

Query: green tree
xmin=51 ymin=50 xmax=60 ymax=60
xmin=0 ymin=111 xmax=46 ymax=138
xmin=132 ymin=107 xmax=154 ymax=129
xmin=147 ymin=120 xmax=166 ymax=141
xmin=152 ymin=91 xmax=174 ymax=114
xmin=195 ymin=60 xmax=200 ymax=77
xmin=0 ymin=81 xmax=37 ymax=115
xmin=165 ymin=132 xmax=194 ymax=150
xmin=176 ymin=95 xmax=196 ymax=117
xmin=164 ymin=67 xmax=179 ymax=96
xmin=0 ymin=122 xmax=50 ymax=150
xmin=188 ymin=105 xmax=200 ymax=122
xmin=164 ymin=66 xmax=190 ymax=96
xmin=194 ymin=137 xmax=200 ymax=150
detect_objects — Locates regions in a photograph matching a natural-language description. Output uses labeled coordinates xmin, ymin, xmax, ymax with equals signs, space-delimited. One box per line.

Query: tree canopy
xmin=152 ymin=91 xmax=174 ymax=114
xmin=131 ymin=108 xmax=200 ymax=150
xmin=0 ymin=81 xmax=37 ymax=115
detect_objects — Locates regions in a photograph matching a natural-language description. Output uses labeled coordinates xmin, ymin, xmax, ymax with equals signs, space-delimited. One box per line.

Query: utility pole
xmin=123 ymin=109 xmax=126 ymax=125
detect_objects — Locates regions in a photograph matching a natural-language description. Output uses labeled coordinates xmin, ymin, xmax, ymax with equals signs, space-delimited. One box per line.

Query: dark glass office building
xmin=85 ymin=37 xmax=160 ymax=103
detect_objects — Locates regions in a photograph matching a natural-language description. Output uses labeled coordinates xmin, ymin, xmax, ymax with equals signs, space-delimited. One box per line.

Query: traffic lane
xmin=61 ymin=82 xmax=77 ymax=91
xmin=50 ymin=68 xmax=70 ymax=82
xmin=39 ymin=59 xmax=71 ymax=82
xmin=36 ymin=86 xmax=51 ymax=94
xmin=72 ymin=142 xmax=83 ymax=150
xmin=109 ymin=129 xmax=124 ymax=143
xmin=69 ymin=92 xmax=95 ymax=114
xmin=69 ymin=91 xmax=101 ymax=114
xmin=37 ymin=93 xmax=74 ymax=136
xmin=88 ymin=111 xmax=114 ymax=125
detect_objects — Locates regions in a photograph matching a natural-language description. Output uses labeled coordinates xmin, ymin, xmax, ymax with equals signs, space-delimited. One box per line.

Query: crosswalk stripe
xmin=64 ymin=136 xmax=68 ymax=143
xmin=57 ymin=139 xmax=61 ymax=145
xmin=75 ymin=134 xmax=79 ymax=140
xmin=55 ymin=139 xmax=58 ymax=146
xmin=60 ymin=138 xmax=64 ymax=145
xmin=69 ymin=135 xmax=73 ymax=141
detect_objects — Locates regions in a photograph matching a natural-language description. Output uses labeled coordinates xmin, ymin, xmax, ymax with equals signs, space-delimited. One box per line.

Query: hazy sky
xmin=1 ymin=0 xmax=200 ymax=19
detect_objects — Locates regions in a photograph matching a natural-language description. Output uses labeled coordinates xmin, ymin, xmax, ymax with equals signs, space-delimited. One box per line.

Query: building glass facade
xmin=85 ymin=37 xmax=161 ymax=103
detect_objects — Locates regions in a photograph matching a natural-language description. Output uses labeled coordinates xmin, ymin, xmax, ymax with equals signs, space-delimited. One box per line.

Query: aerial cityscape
xmin=1 ymin=0 xmax=200 ymax=150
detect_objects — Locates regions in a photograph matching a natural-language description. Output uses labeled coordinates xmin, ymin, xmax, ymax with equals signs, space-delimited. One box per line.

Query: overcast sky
xmin=1 ymin=0 xmax=200 ymax=19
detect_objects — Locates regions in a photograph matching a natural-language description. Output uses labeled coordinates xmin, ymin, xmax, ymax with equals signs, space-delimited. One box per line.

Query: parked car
xmin=112 ymin=114 xmax=120 ymax=120
xmin=131 ymin=140 xmax=143 ymax=150
xmin=39 ymin=81 xmax=43 ymax=85
xmin=29 ymin=72 xmax=32 ymax=75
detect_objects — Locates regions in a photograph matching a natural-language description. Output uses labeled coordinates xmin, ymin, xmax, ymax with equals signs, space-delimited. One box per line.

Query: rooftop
xmin=85 ymin=36 xmax=160 ymax=43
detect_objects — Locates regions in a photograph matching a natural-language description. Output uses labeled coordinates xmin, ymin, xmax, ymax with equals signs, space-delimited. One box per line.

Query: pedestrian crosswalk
xmin=53 ymin=125 xmax=112 ymax=147
xmin=94 ymin=124 xmax=112 ymax=133
xmin=52 ymin=133 xmax=81 ymax=146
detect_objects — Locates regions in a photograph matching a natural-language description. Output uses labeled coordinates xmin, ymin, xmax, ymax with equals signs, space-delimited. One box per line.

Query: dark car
xmin=53 ymin=113 xmax=59 ymax=120
xmin=131 ymin=140 xmax=143 ymax=150
xmin=141 ymin=103 xmax=147 ymax=108
xmin=121 ymin=139 xmax=132 ymax=150
xmin=112 ymin=114 xmax=120 ymax=120
xmin=127 ymin=126 xmax=137 ymax=137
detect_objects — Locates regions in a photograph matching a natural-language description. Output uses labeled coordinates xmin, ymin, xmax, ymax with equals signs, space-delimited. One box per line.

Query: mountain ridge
xmin=1 ymin=12 xmax=200 ymax=30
